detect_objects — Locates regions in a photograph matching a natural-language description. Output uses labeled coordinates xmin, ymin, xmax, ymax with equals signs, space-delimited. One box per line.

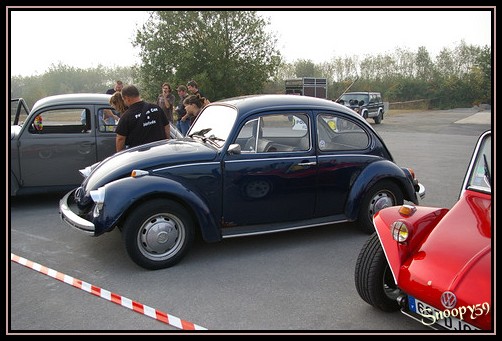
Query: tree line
xmin=10 ymin=11 xmax=491 ymax=110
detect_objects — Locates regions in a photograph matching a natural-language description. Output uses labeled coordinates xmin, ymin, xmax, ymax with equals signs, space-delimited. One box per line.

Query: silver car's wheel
xmin=122 ymin=199 xmax=194 ymax=270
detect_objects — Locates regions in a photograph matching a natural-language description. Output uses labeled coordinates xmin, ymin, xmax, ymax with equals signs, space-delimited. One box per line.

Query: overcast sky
xmin=8 ymin=7 xmax=493 ymax=77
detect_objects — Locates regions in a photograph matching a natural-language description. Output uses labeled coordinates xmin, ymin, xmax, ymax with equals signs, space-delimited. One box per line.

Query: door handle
xmin=297 ymin=161 xmax=317 ymax=167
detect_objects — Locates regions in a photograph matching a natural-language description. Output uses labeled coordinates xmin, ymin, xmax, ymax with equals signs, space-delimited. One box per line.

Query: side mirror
xmin=227 ymin=143 xmax=241 ymax=155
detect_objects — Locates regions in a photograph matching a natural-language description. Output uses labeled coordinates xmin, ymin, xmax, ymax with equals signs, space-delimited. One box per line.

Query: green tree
xmin=133 ymin=11 xmax=282 ymax=102
xmin=294 ymin=59 xmax=316 ymax=78
xmin=475 ymin=45 xmax=492 ymax=104
xmin=415 ymin=46 xmax=433 ymax=81
xmin=10 ymin=64 xmax=137 ymax=108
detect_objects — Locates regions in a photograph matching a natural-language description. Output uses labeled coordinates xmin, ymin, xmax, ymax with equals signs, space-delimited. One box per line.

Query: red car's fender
xmin=373 ymin=205 xmax=449 ymax=283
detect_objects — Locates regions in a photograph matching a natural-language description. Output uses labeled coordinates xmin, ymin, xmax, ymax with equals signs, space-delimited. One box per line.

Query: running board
xmin=221 ymin=214 xmax=349 ymax=239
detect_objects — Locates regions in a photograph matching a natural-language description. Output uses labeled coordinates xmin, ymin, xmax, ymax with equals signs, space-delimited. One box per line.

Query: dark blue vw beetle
xmin=60 ymin=94 xmax=425 ymax=270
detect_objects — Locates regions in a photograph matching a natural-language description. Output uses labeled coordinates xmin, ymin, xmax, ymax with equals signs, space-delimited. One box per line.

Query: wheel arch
xmin=100 ymin=176 xmax=222 ymax=242
xmin=344 ymin=160 xmax=416 ymax=221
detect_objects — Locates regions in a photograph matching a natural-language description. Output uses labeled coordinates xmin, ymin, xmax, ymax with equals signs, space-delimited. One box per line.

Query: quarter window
xmin=317 ymin=114 xmax=369 ymax=151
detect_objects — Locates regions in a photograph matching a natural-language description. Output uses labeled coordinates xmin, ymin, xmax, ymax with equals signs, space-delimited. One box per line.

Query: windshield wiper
xmin=208 ymin=134 xmax=225 ymax=142
xmin=189 ymin=128 xmax=212 ymax=138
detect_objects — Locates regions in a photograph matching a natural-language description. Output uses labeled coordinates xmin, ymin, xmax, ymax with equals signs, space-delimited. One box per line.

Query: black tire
xmin=373 ymin=110 xmax=383 ymax=124
xmin=358 ymin=180 xmax=403 ymax=234
xmin=354 ymin=233 xmax=401 ymax=312
xmin=122 ymin=199 xmax=194 ymax=270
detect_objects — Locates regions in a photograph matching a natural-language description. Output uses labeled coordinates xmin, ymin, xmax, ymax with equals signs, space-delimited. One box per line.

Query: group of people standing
xmin=106 ymin=79 xmax=209 ymax=152
xmin=156 ymin=80 xmax=207 ymax=136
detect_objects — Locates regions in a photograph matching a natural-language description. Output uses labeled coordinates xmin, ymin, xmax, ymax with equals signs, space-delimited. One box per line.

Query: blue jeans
xmin=177 ymin=119 xmax=191 ymax=136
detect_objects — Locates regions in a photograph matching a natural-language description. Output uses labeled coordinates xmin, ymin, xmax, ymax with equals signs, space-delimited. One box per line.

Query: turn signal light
xmin=131 ymin=169 xmax=149 ymax=178
xmin=399 ymin=204 xmax=417 ymax=216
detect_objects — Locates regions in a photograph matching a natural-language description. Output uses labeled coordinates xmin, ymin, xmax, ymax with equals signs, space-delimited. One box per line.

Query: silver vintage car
xmin=10 ymin=93 xmax=181 ymax=196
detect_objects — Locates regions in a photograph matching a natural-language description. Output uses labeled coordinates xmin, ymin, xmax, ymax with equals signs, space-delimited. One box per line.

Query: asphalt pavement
xmin=8 ymin=108 xmax=493 ymax=335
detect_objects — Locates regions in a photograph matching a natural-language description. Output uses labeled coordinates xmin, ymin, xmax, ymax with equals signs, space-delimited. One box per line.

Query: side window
xmin=235 ymin=114 xmax=310 ymax=153
xmin=317 ymin=113 xmax=369 ymax=151
xmin=236 ymin=118 xmax=259 ymax=152
xmin=28 ymin=108 xmax=90 ymax=134
xmin=98 ymin=108 xmax=118 ymax=133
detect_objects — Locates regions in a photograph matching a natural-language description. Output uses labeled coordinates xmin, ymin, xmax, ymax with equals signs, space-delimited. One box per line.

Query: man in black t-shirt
xmin=115 ymin=85 xmax=170 ymax=152
xmin=106 ymin=80 xmax=123 ymax=95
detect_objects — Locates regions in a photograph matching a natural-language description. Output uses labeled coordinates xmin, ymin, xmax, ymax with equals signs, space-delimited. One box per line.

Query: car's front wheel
xmin=122 ymin=199 xmax=194 ymax=270
xmin=358 ymin=180 xmax=403 ymax=234
xmin=354 ymin=233 xmax=401 ymax=312
xmin=373 ymin=110 xmax=383 ymax=124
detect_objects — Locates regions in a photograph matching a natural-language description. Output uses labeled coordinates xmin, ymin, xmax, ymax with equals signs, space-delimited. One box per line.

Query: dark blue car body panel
xmin=64 ymin=95 xmax=422 ymax=243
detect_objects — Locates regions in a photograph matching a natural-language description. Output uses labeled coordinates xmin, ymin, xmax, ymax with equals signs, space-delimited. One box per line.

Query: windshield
xmin=11 ymin=98 xmax=30 ymax=126
xmin=188 ymin=104 xmax=238 ymax=148
xmin=467 ymin=133 xmax=491 ymax=193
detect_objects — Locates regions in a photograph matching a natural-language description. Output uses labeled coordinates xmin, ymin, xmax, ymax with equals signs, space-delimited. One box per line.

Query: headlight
xmin=391 ymin=221 xmax=409 ymax=243
xmin=90 ymin=187 xmax=106 ymax=218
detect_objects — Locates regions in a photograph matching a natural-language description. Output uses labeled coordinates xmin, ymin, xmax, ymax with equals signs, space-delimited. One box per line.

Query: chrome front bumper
xmin=59 ymin=189 xmax=96 ymax=235
xmin=417 ymin=183 xmax=426 ymax=200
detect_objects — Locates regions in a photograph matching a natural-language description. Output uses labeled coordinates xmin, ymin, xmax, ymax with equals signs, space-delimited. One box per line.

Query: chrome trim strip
xmin=222 ymin=219 xmax=349 ymax=239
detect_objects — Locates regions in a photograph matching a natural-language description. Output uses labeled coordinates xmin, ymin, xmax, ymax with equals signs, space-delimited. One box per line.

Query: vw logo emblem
xmin=441 ymin=291 xmax=457 ymax=309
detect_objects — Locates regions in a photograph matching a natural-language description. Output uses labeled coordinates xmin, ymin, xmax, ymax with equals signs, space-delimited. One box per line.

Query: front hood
xmin=84 ymin=138 xmax=218 ymax=192
xmin=399 ymin=191 xmax=492 ymax=308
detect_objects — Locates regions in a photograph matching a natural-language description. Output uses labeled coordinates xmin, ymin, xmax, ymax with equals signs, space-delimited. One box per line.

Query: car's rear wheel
xmin=354 ymin=232 xmax=401 ymax=312
xmin=358 ymin=180 xmax=403 ymax=234
xmin=122 ymin=199 xmax=194 ymax=270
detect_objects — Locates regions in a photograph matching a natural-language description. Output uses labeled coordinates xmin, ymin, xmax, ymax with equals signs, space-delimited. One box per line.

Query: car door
xmin=222 ymin=112 xmax=317 ymax=226
xmin=17 ymin=105 xmax=99 ymax=187
xmin=95 ymin=107 xmax=119 ymax=161
xmin=314 ymin=112 xmax=371 ymax=217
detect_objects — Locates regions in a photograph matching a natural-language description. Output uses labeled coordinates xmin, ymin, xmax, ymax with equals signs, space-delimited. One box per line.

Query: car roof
xmin=215 ymin=94 xmax=361 ymax=118
xmin=343 ymin=92 xmax=380 ymax=95
xmin=31 ymin=93 xmax=112 ymax=112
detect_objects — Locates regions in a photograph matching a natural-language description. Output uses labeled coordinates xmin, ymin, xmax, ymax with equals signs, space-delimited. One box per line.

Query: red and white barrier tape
xmin=10 ymin=253 xmax=207 ymax=331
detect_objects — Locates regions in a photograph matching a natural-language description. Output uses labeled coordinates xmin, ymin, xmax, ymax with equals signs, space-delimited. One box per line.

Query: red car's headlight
xmin=390 ymin=205 xmax=417 ymax=243
xmin=391 ymin=221 xmax=409 ymax=243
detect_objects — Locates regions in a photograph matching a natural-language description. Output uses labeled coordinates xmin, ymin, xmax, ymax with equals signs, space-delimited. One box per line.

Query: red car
xmin=354 ymin=130 xmax=492 ymax=331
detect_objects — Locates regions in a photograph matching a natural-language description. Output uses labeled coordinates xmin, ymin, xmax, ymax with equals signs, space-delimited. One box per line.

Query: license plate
xmin=408 ymin=296 xmax=480 ymax=330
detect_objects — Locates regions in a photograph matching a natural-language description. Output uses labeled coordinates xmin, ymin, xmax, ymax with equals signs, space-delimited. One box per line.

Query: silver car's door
xmin=17 ymin=106 xmax=99 ymax=187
